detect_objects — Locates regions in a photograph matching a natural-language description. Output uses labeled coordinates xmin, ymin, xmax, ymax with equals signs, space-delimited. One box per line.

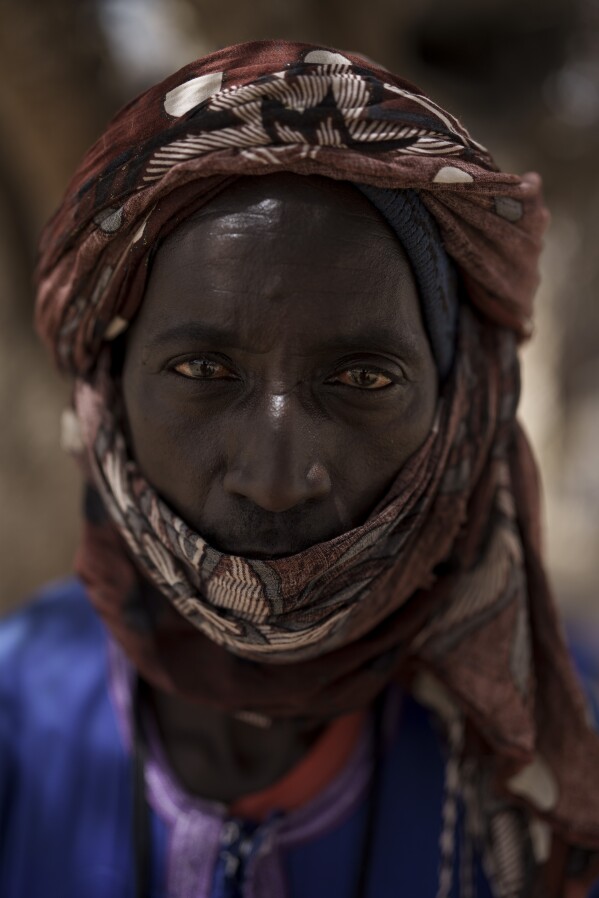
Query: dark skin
xmin=121 ymin=173 xmax=438 ymax=802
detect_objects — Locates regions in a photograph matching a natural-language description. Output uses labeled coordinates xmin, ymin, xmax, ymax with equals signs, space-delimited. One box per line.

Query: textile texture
xmin=34 ymin=40 xmax=599 ymax=894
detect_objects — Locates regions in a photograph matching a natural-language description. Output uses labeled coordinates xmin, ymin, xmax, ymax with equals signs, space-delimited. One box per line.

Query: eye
xmin=328 ymin=367 xmax=393 ymax=390
xmin=172 ymin=358 xmax=237 ymax=380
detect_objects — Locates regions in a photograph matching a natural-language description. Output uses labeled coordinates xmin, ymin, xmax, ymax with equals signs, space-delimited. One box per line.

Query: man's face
xmin=121 ymin=174 xmax=438 ymax=558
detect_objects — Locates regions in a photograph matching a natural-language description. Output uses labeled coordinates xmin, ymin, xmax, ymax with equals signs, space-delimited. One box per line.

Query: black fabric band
xmin=133 ymin=677 xmax=152 ymax=898
xmin=356 ymin=184 xmax=459 ymax=381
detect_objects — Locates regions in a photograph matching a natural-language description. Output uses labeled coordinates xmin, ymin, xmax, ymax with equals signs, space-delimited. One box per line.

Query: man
xmin=2 ymin=40 xmax=598 ymax=897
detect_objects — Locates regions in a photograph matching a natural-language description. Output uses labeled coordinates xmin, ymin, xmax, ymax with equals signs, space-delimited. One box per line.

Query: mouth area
xmin=203 ymin=517 xmax=347 ymax=561
xmin=187 ymin=498 xmax=360 ymax=561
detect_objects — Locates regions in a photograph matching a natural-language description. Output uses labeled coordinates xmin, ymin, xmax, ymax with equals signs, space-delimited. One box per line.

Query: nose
xmin=223 ymin=393 xmax=331 ymax=513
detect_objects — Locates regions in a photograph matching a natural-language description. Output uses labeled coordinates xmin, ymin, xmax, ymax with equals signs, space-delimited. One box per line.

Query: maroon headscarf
xmin=35 ymin=41 xmax=599 ymax=895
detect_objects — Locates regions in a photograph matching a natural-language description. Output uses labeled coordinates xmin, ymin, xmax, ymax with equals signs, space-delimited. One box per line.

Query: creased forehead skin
xmin=34 ymin=40 xmax=548 ymax=378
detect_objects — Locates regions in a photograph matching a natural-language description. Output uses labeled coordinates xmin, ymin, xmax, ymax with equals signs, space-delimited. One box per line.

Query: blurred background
xmin=0 ymin=0 xmax=598 ymax=623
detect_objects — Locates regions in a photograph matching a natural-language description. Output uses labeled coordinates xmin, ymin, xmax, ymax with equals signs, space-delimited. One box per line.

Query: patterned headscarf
xmin=35 ymin=41 xmax=599 ymax=895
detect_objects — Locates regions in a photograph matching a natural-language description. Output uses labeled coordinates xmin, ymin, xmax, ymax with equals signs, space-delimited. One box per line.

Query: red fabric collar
xmin=230 ymin=710 xmax=366 ymax=821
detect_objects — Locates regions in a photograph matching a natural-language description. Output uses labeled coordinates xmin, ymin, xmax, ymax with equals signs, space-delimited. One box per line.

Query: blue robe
xmin=0 ymin=579 xmax=597 ymax=897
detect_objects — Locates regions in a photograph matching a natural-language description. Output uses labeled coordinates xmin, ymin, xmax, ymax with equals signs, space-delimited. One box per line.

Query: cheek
xmin=121 ymin=374 xmax=226 ymax=517
xmin=322 ymin=376 xmax=439 ymax=521
xmin=392 ymin=374 xmax=438 ymax=456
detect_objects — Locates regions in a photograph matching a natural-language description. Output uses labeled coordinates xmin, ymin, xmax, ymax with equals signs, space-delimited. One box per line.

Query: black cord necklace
xmin=132 ymin=679 xmax=385 ymax=898
xmin=133 ymin=677 xmax=152 ymax=898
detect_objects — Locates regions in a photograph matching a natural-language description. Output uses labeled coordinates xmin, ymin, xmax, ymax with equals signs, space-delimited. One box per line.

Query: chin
xmin=212 ymin=539 xmax=314 ymax=560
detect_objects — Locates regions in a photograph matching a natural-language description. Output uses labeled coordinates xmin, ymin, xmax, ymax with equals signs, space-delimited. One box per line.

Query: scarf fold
xmin=34 ymin=40 xmax=599 ymax=892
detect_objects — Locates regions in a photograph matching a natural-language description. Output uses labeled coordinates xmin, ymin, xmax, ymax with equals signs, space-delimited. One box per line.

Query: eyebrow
xmin=146 ymin=321 xmax=419 ymax=356
xmin=147 ymin=323 xmax=251 ymax=352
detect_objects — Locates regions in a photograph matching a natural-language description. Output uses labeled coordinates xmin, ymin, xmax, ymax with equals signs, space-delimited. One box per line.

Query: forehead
xmin=132 ymin=173 xmax=426 ymax=353
xmin=159 ymin=173 xmax=403 ymax=265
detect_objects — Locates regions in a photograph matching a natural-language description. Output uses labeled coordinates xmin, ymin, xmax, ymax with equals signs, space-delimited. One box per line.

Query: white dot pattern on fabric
xmin=60 ymin=407 xmax=83 ymax=454
xmin=507 ymin=755 xmax=558 ymax=811
xmin=104 ymin=316 xmax=129 ymax=340
xmin=433 ymin=166 xmax=474 ymax=184
xmin=411 ymin=671 xmax=460 ymax=722
xmin=304 ymin=49 xmax=352 ymax=65
xmin=94 ymin=207 xmax=123 ymax=233
xmin=494 ymin=196 xmax=523 ymax=222
xmin=131 ymin=219 xmax=148 ymax=243
xmin=529 ymin=819 xmax=552 ymax=863
xmin=164 ymin=71 xmax=224 ymax=117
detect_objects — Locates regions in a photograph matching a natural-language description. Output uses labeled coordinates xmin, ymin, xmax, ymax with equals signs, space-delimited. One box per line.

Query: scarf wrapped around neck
xmin=35 ymin=40 xmax=599 ymax=895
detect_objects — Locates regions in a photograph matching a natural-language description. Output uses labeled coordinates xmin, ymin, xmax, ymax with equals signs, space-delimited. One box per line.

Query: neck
xmin=145 ymin=683 xmax=326 ymax=803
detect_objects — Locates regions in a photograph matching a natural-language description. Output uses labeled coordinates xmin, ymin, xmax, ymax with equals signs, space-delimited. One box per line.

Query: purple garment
xmin=108 ymin=638 xmax=379 ymax=898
